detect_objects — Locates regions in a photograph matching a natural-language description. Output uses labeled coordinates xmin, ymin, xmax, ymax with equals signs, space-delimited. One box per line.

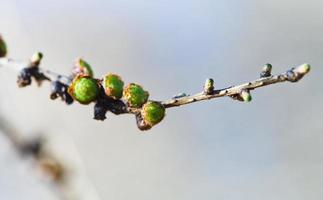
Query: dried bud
xmin=135 ymin=113 xmax=152 ymax=131
xmin=20 ymin=137 xmax=43 ymax=157
xmin=93 ymin=100 xmax=109 ymax=120
xmin=141 ymin=101 xmax=166 ymax=127
xmin=68 ymin=75 xmax=99 ymax=104
xmin=17 ymin=68 xmax=32 ymax=87
xmin=30 ymin=52 xmax=43 ymax=65
xmin=260 ymin=63 xmax=272 ymax=78
xmin=123 ymin=83 xmax=149 ymax=108
xmin=38 ymin=158 xmax=64 ymax=182
xmin=204 ymin=78 xmax=214 ymax=94
xmin=50 ymin=80 xmax=74 ymax=105
xmin=240 ymin=89 xmax=252 ymax=102
xmin=103 ymin=73 xmax=124 ymax=100
xmin=72 ymin=58 xmax=94 ymax=77
xmin=0 ymin=35 xmax=7 ymax=57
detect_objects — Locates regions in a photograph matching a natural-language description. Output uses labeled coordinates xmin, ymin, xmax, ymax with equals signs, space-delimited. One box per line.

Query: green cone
xmin=141 ymin=101 xmax=166 ymax=126
xmin=0 ymin=35 xmax=7 ymax=58
xmin=123 ymin=83 xmax=149 ymax=108
xmin=72 ymin=58 xmax=94 ymax=77
xmin=68 ymin=75 xmax=99 ymax=104
xmin=103 ymin=73 xmax=124 ymax=100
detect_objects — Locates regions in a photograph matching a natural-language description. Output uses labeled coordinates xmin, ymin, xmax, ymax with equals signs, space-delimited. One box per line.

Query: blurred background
xmin=0 ymin=0 xmax=322 ymax=199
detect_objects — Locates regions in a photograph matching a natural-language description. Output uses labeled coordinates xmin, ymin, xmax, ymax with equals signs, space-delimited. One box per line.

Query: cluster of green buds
xmin=68 ymin=59 xmax=166 ymax=129
xmin=0 ymin=35 xmax=7 ymax=58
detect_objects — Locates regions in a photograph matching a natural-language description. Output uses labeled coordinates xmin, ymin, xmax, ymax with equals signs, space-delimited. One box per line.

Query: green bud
xmin=204 ymin=78 xmax=214 ymax=94
xmin=123 ymin=83 xmax=149 ymax=108
xmin=240 ymin=90 xmax=252 ymax=102
xmin=0 ymin=35 xmax=7 ymax=58
xmin=260 ymin=63 xmax=272 ymax=78
xmin=103 ymin=73 xmax=124 ymax=100
xmin=141 ymin=101 xmax=166 ymax=127
xmin=295 ymin=63 xmax=310 ymax=74
xmin=72 ymin=58 xmax=94 ymax=77
xmin=68 ymin=75 xmax=99 ymax=104
xmin=30 ymin=52 xmax=43 ymax=64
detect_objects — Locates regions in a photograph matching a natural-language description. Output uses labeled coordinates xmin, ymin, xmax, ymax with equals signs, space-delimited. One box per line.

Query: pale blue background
xmin=0 ymin=0 xmax=322 ymax=199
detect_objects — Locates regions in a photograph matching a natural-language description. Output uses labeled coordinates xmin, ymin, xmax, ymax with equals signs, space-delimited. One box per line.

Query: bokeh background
xmin=0 ymin=0 xmax=322 ymax=199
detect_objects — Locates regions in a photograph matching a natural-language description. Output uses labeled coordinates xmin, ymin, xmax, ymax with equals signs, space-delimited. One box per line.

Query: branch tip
xmin=294 ymin=63 xmax=311 ymax=75
xmin=287 ymin=63 xmax=311 ymax=82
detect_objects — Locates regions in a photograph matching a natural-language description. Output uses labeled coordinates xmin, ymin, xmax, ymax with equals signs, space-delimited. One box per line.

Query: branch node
xmin=17 ymin=52 xmax=49 ymax=87
xmin=20 ymin=137 xmax=44 ymax=157
xmin=50 ymin=80 xmax=74 ymax=105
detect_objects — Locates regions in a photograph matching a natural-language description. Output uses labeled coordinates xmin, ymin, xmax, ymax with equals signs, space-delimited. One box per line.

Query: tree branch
xmin=162 ymin=65 xmax=310 ymax=108
xmin=0 ymin=39 xmax=311 ymax=130
xmin=0 ymin=113 xmax=73 ymax=200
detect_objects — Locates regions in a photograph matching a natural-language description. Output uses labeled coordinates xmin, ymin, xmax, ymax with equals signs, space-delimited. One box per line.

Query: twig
xmin=0 ymin=114 xmax=74 ymax=200
xmin=162 ymin=66 xmax=309 ymax=108
xmin=0 ymin=52 xmax=311 ymax=130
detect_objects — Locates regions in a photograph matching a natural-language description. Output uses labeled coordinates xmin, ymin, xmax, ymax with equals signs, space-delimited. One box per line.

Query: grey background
xmin=0 ymin=0 xmax=322 ymax=199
